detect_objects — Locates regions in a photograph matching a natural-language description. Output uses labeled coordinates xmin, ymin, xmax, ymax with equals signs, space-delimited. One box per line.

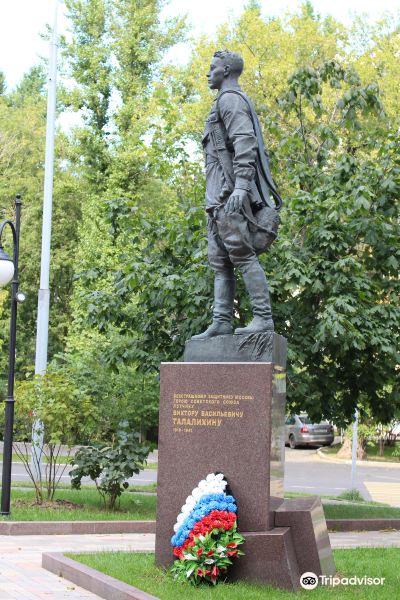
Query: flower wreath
xmin=170 ymin=472 xmax=245 ymax=585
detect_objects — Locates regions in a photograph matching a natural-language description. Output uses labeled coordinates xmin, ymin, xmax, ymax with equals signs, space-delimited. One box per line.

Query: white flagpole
xmin=351 ymin=409 xmax=358 ymax=489
xmin=31 ymin=0 xmax=60 ymax=482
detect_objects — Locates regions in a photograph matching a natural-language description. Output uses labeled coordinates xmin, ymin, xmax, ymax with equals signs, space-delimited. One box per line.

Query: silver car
xmin=285 ymin=414 xmax=334 ymax=449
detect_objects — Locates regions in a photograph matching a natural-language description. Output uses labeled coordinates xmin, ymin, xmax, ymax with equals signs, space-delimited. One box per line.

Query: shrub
xmin=70 ymin=421 xmax=150 ymax=509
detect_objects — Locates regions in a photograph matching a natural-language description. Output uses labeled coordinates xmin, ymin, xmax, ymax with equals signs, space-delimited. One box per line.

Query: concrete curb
xmin=317 ymin=447 xmax=400 ymax=468
xmin=326 ymin=519 xmax=400 ymax=531
xmin=42 ymin=552 xmax=158 ymax=600
xmin=0 ymin=520 xmax=156 ymax=536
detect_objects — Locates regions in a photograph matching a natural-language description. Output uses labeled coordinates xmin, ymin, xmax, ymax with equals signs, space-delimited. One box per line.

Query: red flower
xmin=227 ymin=543 xmax=237 ymax=548
xmin=174 ymin=510 xmax=238 ymax=555
xmin=211 ymin=566 xmax=219 ymax=577
xmin=197 ymin=548 xmax=203 ymax=557
xmin=206 ymin=550 xmax=214 ymax=557
xmin=213 ymin=520 xmax=221 ymax=527
xmin=227 ymin=550 xmax=238 ymax=557
xmin=205 ymin=570 xmax=212 ymax=576
xmin=197 ymin=568 xmax=203 ymax=576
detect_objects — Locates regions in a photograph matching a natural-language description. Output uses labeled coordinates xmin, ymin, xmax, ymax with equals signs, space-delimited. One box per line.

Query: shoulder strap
xmin=217 ymin=90 xmax=282 ymax=211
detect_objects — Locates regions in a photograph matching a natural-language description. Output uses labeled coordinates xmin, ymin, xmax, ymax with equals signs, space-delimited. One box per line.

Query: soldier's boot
xmin=235 ymin=262 xmax=274 ymax=334
xmin=191 ymin=274 xmax=235 ymax=339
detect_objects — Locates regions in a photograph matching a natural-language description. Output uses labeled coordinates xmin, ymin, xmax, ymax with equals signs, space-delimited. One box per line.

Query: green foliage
xmin=269 ymin=59 xmax=399 ymax=424
xmin=68 ymin=549 xmax=400 ymax=600
xmin=15 ymin=372 xmax=94 ymax=445
xmin=3 ymin=488 xmax=156 ymax=521
xmin=0 ymin=66 xmax=82 ymax=387
xmin=10 ymin=65 xmax=47 ymax=106
xmin=72 ymin=7 xmax=399 ymax=425
xmin=171 ymin=524 xmax=245 ymax=586
xmin=59 ymin=333 xmax=160 ymax=437
xmin=70 ymin=421 xmax=150 ymax=509
xmin=0 ymin=71 xmax=6 ymax=95
xmin=1 ymin=2 xmax=399 ymax=446
xmin=337 ymin=489 xmax=365 ymax=502
xmin=13 ymin=372 xmax=95 ymax=502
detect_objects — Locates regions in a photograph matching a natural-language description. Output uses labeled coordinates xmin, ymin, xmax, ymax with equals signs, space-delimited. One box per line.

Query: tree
xmin=58 ymin=331 xmax=160 ymax=438
xmin=14 ymin=372 xmax=96 ymax=502
xmin=85 ymin=4 xmax=399 ymax=426
xmin=0 ymin=71 xmax=5 ymax=95
xmin=0 ymin=67 xmax=83 ymax=390
xmin=268 ymin=60 xmax=399 ymax=424
xmin=61 ymin=0 xmax=186 ymax=436
xmin=4 ymin=2 xmax=396 ymax=441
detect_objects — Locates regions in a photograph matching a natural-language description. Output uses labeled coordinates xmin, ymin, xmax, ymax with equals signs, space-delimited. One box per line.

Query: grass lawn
xmin=145 ymin=463 xmax=158 ymax=470
xmin=10 ymin=480 xmax=157 ymax=494
xmin=0 ymin=452 xmax=72 ymax=464
xmin=323 ymin=502 xmax=400 ymax=520
xmin=0 ymin=488 xmax=156 ymax=521
xmin=321 ymin=442 xmax=400 ymax=463
xmin=2 ymin=451 xmax=157 ymax=468
xmin=2 ymin=487 xmax=398 ymax=521
xmin=68 ymin=549 xmax=399 ymax=599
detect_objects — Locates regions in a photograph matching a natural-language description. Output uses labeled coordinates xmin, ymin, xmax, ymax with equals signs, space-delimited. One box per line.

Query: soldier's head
xmin=207 ymin=50 xmax=244 ymax=90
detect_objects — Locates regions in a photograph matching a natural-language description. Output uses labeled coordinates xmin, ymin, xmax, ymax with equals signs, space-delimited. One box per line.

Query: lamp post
xmin=0 ymin=194 xmax=25 ymax=516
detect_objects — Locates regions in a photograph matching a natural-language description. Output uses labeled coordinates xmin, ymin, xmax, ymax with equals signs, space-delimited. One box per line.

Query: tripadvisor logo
xmin=300 ymin=572 xmax=385 ymax=589
xmin=300 ymin=572 xmax=318 ymax=590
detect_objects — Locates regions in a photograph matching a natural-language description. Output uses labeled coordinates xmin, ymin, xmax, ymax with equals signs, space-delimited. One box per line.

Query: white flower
xmin=210 ymin=485 xmax=221 ymax=493
xmin=204 ymin=558 xmax=215 ymax=564
xmin=198 ymin=534 xmax=205 ymax=542
xmin=216 ymin=545 xmax=226 ymax=553
xmin=187 ymin=568 xmax=195 ymax=578
xmin=192 ymin=487 xmax=202 ymax=500
xmin=172 ymin=474 xmax=229 ymax=536
xmin=184 ymin=554 xmax=197 ymax=561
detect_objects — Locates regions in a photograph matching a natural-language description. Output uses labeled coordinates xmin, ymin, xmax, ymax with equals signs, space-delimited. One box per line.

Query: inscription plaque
xmin=155 ymin=361 xmax=286 ymax=566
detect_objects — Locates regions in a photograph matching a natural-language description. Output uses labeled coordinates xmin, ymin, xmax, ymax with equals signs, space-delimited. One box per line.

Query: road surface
xmin=3 ymin=447 xmax=400 ymax=504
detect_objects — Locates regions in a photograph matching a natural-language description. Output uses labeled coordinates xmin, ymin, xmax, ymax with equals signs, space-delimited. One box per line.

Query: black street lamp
xmin=0 ymin=194 xmax=25 ymax=516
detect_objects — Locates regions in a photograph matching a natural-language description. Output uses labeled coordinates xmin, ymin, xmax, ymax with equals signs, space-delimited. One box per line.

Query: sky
xmin=0 ymin=0 xmax=399 ymax=91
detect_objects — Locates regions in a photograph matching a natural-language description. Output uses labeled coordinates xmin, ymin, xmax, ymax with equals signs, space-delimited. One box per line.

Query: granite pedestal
xmin=155 ymin=333 xmax=335 ymax=590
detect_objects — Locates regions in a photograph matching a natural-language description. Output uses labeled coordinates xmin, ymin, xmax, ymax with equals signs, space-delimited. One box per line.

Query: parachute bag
xmin=243 ymin=204 xmax=280 ymax=255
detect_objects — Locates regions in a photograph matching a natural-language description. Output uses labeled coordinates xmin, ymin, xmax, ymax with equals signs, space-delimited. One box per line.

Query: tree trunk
xmin=337 ymin=432 xmax=367 ymax=460
xmin=337 ymin=435 xmax=352 ymax=458
xmin=357 ymin=438 xmax=367 ymax=460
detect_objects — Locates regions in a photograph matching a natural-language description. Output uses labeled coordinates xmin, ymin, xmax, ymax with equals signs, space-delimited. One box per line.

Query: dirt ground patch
xmin=13 ymin=498 xmax=83 ymax=510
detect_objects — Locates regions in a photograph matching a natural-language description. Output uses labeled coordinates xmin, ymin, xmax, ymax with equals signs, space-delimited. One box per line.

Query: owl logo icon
xmin=300 ymin=572 xmax=319 ymax=590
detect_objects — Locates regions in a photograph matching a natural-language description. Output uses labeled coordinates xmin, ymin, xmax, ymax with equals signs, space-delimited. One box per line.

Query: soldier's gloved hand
xmin=224 ymin=188 xmax=248 ymax=214
xmin=218 ymin=184 xmax=232 ymax=201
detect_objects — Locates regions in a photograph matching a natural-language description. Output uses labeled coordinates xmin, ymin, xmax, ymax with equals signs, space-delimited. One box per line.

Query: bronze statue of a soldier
xmin=192 ymin=49 xmax=282 ymax=340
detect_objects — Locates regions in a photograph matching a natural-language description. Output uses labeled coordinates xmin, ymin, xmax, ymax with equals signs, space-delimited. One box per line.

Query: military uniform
xmin=195 ymin=85 xmax=275 ymax=335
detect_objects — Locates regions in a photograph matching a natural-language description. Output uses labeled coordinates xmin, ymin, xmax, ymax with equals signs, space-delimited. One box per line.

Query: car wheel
xmin=289 ymin=435 xmax=297 ymax=449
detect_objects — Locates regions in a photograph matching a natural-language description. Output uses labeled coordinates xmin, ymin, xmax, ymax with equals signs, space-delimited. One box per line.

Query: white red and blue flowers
xmin=171 ymin=472 xmax=245 ymax=585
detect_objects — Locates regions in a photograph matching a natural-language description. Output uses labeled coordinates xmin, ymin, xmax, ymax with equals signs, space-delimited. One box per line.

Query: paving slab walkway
xmin=0 ymin=533 xmax=154 ymax=600
xmin=1 ymin=531 xmax=400 ymax=600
